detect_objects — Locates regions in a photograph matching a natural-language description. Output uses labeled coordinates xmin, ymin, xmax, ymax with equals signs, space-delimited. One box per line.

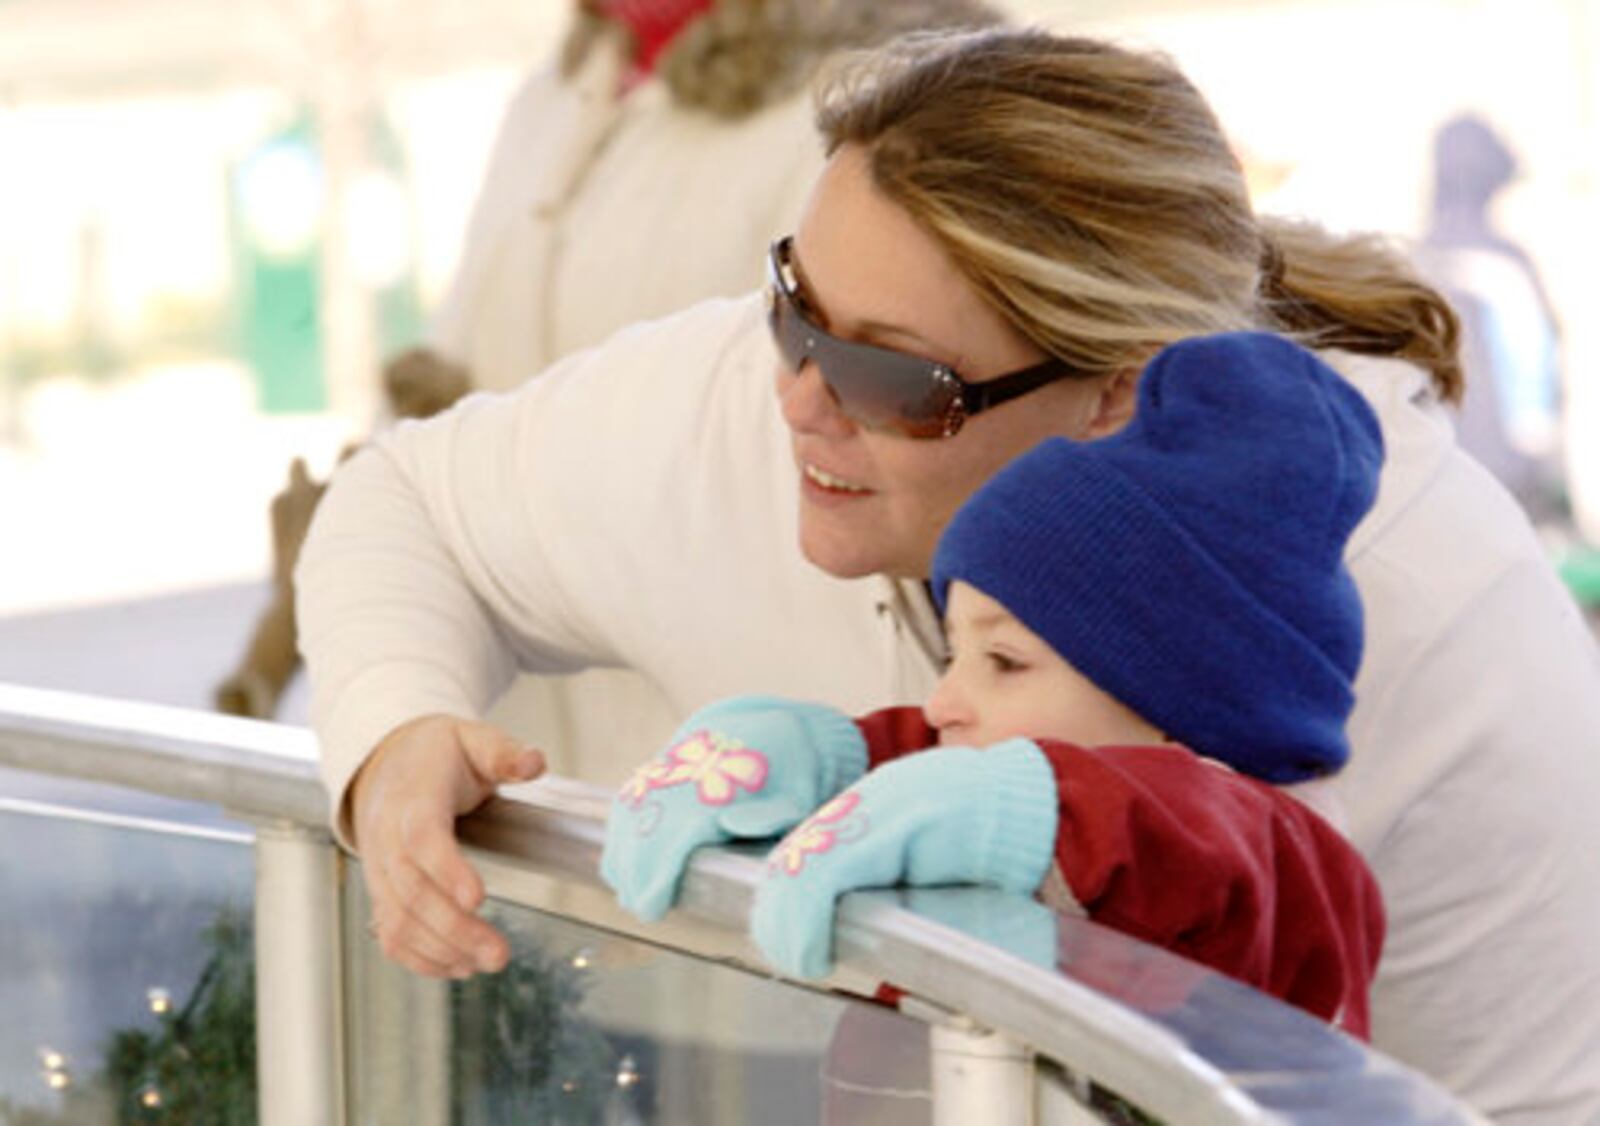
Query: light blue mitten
xmin=601 ymin=695 xmax=868 ymax=921
xmin=751 ymin=740 xmax=1058 ymax=979
xmin=892 ymin=886 xmax=1060 ymax=972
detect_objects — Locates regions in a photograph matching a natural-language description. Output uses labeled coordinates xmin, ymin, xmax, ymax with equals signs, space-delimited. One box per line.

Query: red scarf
xmin=598 ymin=0 xmax=715 ymax=78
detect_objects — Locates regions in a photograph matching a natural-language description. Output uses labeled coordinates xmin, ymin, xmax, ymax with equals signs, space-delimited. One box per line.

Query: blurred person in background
xmin=299 ymin=27 xmax=1600 ymax=1121
xmin=214 ymin=0 xmax=1002 ymax=727
xmin=1415 ymin=112 xmax=1565 ymax=520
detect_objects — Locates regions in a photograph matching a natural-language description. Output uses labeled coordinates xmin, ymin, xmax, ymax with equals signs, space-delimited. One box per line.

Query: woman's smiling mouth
xmin=803 ymin=462 xmax=871 ymax=494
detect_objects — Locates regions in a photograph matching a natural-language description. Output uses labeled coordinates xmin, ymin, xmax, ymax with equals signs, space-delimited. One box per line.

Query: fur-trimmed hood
xmin=563 ymin=0 xmax=1005 ymax=118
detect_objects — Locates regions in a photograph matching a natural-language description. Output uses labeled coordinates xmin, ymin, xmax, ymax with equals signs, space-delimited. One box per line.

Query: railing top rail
xmin=0 ymin=682 xmax=322 ymax=822
xmin=0 ymin=682 xmax=1483 ymax=1125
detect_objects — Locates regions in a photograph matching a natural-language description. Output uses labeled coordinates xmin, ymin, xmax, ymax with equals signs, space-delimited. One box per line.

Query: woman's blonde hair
xmin=816 ymin=28 xmax=1463 ymax=401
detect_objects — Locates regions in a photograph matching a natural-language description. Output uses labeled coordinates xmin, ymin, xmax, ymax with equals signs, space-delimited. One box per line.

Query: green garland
xmin=84 ymin=905 xmax=623 ymax=1124
xmin=449 ymin=932 xmax=619 ymax=1123
xmin=100 ymin=908 xmax=257 ymax=1124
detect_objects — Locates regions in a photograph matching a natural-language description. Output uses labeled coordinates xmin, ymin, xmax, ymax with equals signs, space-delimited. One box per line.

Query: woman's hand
xmin=349 ymin=714 xmax=545 ymax=978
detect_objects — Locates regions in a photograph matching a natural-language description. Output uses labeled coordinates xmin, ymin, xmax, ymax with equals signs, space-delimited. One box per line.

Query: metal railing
xmin=0 ymin=682 xmax=1485 ymax=1125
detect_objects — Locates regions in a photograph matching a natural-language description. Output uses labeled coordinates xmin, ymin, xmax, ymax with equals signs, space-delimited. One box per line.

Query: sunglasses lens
xmin=767 ymin=284 xmax=962 ymax=438
xmin=820 ymin=347 xmax=963 ymax=438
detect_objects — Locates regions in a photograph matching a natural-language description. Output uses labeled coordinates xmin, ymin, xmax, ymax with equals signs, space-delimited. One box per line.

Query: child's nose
xmin=923 ymin=673 xmax=969 ymax=738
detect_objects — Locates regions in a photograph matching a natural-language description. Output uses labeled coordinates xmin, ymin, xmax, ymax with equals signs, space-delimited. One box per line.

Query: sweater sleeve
xmin=854 ymin=707 xmax=941 ymax=768
xmin=1033 ymin=741 xmax=1384 ymax=1039
xmin=296 ymin=296 xmax=772 ymax=845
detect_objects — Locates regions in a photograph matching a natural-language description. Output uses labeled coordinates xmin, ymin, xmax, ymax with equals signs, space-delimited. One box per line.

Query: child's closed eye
xmin=986 ymin=650 xmax=1026 ymax=674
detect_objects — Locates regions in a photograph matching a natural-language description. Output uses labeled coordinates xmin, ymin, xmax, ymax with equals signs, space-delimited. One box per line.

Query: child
xmin=601 ymin=331 xmax=1385 ymax=1038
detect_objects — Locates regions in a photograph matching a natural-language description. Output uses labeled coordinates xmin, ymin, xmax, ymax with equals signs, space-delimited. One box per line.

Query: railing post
xmin=341 ymin=905 xmax=452 ymax=1125
xmin=930 ymin=1023 xmax=1036 ymax=1126
xmin=254 ymin=821 xmax=345 ymax=1126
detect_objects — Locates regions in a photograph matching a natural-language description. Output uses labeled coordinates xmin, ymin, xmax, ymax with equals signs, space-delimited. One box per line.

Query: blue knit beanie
xmin=931 ymin=332 xmax=1384 ymax=782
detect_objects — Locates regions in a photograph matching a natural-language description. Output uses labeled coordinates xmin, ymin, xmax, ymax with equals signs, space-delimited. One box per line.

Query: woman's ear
xmin=1082 ymin=368 xmax=1141 ymax=438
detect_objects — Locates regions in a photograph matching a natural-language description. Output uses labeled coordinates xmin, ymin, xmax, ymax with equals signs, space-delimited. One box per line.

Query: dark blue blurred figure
xmin=1416 ymin=113 xmax=1564 ymax=517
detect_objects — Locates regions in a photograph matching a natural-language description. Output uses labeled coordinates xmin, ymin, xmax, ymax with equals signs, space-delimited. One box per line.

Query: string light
xmin=147 ymin=987 xmax=173 ymax=1015
xmin=570 ymin=947 xmax=594 ymax=970
xmin=139 ymin=1085 xmax=164 ymax=1109
xmin=38 ymin=1047 xmax=71 ymax=1092
xmin=615 ymin=1054 xmax=641 ymax=1090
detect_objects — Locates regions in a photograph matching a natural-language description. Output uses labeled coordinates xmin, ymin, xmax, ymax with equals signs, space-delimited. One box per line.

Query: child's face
xmin=926 ymin=582 xmax=1166 ymax=749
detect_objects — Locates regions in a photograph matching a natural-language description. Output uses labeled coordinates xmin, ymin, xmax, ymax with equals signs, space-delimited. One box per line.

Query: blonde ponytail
xmin=1260 ymin=219 xmax=1463 ymax=403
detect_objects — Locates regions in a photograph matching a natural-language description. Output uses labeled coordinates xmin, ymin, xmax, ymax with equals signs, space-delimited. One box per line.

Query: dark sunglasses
xmin=765 ymin=235 xmax=1086 ymax=439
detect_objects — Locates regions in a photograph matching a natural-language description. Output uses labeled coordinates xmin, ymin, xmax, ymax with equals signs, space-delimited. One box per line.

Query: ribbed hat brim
xmin=933 ymin=444 xmax=1358 ymax=781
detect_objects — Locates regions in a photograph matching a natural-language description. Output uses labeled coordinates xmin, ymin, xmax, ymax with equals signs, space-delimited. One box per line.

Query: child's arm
xmin=748 ymin=736 xmax=1382 ymax=1038
xmin=1032 ymin=740 xmax=1384 ymax=1038
xmin=751 ymin=741 xmax=1059 ymax=978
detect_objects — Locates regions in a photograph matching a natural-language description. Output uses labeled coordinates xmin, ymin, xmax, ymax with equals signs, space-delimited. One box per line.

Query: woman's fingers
xmin=350 ymin=714 xmax=536 ymax=977
xmin=376 ymin=849 xmax=508 ymax=975
xmin=364 ymin=861 xmax=476 ymax=978
xmin=363 ymin=800 xmax=489 ymax=976
xmin=397 ymin=808 xmax=511 ymax=970
xmin=455 ymin=720 xmax=546 ymax=805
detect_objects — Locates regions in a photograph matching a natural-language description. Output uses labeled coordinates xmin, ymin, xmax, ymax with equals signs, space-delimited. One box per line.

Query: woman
xmin=298 ymin=28 xmax=1600 ymax=1121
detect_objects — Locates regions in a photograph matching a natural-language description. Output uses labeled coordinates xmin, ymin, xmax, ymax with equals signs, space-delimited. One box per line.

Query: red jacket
xmin=856 ymin=707 xmax=1384 ymax=1039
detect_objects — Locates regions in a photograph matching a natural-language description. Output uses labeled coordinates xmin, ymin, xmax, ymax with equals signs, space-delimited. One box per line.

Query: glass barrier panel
xmin=883 ymin=886 xmax=1481 ymax=1125
xmin=341 ymin=875 xmax=949 ymax=1126
xmin=0 ymin=799 xmax=255 ymax=1124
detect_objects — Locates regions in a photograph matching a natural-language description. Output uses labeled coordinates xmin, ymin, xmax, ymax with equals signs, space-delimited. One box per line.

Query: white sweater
xmin=299 ymin=295 xmax=1600 ymax=1123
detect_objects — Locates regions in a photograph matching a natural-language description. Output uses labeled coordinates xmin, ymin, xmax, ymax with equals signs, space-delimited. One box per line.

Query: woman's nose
xmin=777 ymin=359 xmax=854 ymax=437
